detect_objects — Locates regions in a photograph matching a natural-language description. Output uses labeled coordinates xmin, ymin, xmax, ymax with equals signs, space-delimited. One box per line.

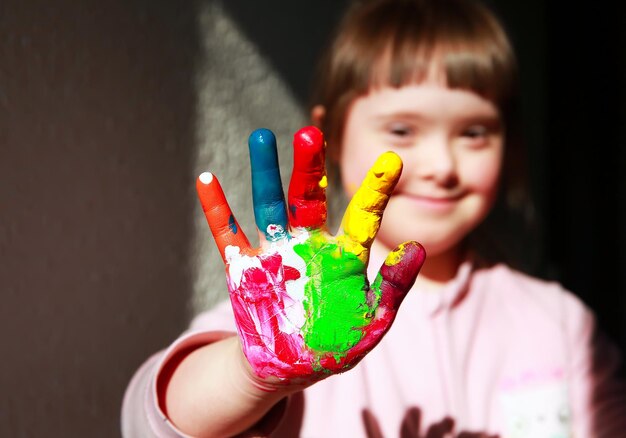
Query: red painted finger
xmin=196 ymin=172 xmax=252 ymax=263
xmin=320 ymin=241 xmax=425 ymax=371
xmin=287 ymin=126 xmax=327 ymax=229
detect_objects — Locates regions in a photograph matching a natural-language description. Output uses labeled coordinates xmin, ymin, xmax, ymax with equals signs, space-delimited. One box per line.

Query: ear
xmin=311 ymin=105 xmax=340 ymax=163
xmin=310 ymin=105 xmax=326 ymax=128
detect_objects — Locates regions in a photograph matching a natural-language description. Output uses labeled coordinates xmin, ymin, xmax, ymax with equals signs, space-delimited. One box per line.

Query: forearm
xmin=165 ymin=336 xmax=291 ymax=438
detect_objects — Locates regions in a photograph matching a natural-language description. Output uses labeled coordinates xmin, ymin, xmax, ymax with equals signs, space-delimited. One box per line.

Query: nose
xmin=412 ymin=135 xmax=458 ymax=187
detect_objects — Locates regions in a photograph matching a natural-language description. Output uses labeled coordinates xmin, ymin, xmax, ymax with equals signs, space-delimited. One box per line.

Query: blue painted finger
xmin=249 ymin=128 xmax=289 ymax=241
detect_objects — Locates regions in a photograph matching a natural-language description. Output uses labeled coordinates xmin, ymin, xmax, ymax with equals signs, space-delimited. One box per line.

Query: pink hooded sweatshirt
xmin=122 ymin=250 xmax=626 ymax=437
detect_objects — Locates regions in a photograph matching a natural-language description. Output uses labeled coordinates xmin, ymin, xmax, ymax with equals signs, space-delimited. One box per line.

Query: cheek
xmin=462 ymin=151 xmax=503 ymax=200
xmin=340 ymin=159 xmax=365 ymax=197
xmin=339 ymin=145 xmax=379 ymax=197
xmin=339 ymin=108 xmax=384 ymax=196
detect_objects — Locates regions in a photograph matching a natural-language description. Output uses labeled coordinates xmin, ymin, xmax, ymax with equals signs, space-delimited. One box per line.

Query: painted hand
xmin=196 ymin=126 xmax=425 ymax=384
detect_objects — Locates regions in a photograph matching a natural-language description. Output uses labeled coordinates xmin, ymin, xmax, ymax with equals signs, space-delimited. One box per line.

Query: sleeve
xmin=565 ymin=293 xmax=626 ymax=438
xmin=121 ymin=330 xmax=235 ymax=437
xmin=121 ymin=300 xmax=238 ymax=437
xmin=121 ymin=301 xmax=295 ymax=437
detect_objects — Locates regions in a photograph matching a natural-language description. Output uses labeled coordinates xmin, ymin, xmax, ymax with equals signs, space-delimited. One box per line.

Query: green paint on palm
xmin=293 ymin=231 xmax=372 ymax=354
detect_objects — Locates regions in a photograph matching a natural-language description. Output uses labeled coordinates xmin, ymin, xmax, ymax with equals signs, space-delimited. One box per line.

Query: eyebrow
xmin=372 ymin=111 xmax=430 ymax=122
xmin=372 ymin=111 xmax=501 ymax=125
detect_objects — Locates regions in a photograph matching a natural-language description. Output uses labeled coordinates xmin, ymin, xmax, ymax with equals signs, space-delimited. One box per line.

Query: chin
xmin=416 ymin=239 xmax=461 ymax=258
xmin=378 ymin=224 xmax=460 ymax=257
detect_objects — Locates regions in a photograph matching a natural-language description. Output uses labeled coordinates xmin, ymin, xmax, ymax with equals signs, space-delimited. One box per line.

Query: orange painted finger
xmin=287 ymin=126 xmax=327 ymax=229
xmin=196 ymin=172 xmax=252 ymax=263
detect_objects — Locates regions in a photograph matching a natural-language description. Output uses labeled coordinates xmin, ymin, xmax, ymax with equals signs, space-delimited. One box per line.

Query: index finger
xmin=338 ymin=152 xmax=403 ymax=262
xmin=287 ymin=126 xmax=327 ymax=229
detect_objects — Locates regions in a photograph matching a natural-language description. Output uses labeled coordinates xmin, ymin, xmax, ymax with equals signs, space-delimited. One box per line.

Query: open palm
xmin=196 ymin=126 xmax=425 ymax=384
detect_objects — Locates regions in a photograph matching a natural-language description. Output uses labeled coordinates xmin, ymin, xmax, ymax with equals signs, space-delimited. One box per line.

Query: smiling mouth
xmin=397 ymin=192 xmax=465 ymax=210
xmin=398 ymin=191 xmax=465 ymax=201
xmin=413 ymin=194 xmax=461 ymax=202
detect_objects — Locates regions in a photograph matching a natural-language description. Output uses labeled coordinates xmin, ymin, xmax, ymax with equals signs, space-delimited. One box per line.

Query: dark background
xmin=1 ymin=0 xmax=624 ymax=436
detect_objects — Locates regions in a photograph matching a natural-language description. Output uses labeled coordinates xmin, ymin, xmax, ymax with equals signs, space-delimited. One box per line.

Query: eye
xmin=382 ymin=122 xmax=416 ymax=147
xmin=459 ymin=124 xmax=490 ymax=148
xmin=388 ymin=123 xmax=413 ymax=137
xmin=462 ymin=125 xmax=488 ymax=139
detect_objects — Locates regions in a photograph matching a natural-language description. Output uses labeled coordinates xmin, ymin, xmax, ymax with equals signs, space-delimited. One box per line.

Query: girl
xmin=122 ymin=0 xmax=625 ymax=436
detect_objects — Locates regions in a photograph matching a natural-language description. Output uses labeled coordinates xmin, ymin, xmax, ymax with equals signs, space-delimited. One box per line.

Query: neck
xmin=372 ymin=240 xmax=464 ymax=291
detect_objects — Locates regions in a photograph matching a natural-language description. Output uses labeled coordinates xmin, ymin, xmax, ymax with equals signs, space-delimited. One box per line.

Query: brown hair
xmin=313 ymin=0 xmax=537 ymax=270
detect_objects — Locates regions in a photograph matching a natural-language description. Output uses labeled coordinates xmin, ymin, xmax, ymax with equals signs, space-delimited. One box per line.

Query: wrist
xmin=164 ymin=336 xmax=294 ymax=437
xmin=230 ymin=337 xmax=307 ymax=399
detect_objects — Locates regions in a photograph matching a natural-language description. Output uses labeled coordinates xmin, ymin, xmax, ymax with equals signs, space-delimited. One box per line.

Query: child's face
xmin=339 ymin=81 xmax=503 ymax=256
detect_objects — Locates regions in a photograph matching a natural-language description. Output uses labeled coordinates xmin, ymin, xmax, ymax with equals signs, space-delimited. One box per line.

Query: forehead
xmin=353 ymin=81 xmax=501 ymax=122
xmin=364 ymin=48 xmax=507 ymax=108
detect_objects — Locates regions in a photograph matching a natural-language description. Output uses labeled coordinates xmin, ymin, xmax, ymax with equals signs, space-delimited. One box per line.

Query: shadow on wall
xmin=1 ymin=0 xmax=197 ymax=436
xmin=221 ymin=0 xmax=350 ymax=104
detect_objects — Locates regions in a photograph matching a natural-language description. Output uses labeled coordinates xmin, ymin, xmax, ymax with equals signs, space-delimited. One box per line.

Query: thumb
xmin=374 ymin=241 xmax=426 ymax=312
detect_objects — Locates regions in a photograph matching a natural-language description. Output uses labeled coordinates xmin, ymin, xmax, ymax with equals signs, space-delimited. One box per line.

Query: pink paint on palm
xmin=224 ymin=241 xmax=315 ymax=380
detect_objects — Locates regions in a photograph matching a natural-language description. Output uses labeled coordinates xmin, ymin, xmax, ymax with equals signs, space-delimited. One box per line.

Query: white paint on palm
xmin=224 ymin=229 xmax=310 ymax=335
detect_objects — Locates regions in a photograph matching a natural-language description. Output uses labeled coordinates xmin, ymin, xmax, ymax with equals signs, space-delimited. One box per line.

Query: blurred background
xmin=1 ymin=0 xmax=624 ymax=436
